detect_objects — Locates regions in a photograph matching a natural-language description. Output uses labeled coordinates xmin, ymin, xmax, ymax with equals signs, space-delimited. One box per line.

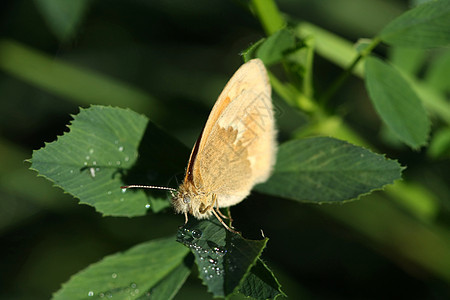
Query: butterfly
xmin=123 ymin=58 xmax=277 ymax=233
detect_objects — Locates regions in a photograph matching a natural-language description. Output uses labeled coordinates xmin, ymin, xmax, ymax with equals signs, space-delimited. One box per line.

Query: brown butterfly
xmin=123 ymin=59 xmax=277 ymax=233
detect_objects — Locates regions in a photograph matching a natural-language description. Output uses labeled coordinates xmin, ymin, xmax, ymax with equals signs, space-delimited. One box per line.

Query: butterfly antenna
xmin=121 ymin=184 xmax=177 ymax=195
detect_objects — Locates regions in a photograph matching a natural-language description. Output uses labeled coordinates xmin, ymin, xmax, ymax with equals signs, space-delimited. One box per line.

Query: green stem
xmin=319 ymin=37 xmax=381 ymax=105
xmin=251 ymin=0 xmax=286 ymax=35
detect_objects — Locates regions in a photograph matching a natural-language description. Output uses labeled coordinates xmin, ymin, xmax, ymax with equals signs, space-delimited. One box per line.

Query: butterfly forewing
xmin=188 ymin=59 xmax=276 ymax=208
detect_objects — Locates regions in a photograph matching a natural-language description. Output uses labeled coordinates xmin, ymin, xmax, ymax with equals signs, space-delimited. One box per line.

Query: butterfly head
xmin=172 ymin=183 xmax=213 ymax=221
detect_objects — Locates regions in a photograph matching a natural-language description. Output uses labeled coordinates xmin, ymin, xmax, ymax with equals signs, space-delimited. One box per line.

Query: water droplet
xmin=130 ymin=282 xmax=137 ymax=289
xmin=70 ymin=170 xmax=74 ymax=174
xmin=145 ymin=204 xmax=150 ymax=209
xmin=116 ymin=161 xmax=121 ymax=165
xmin=105 ymin=291 xmax=112 ymax=298
xmin=111 ymin=272 xmax=118 ymax=279
xmin=114 ymin=140 xmax=119 ymax=145
xmin=191 ymin=229 xmax=202 ymax=239
xmin=118 ymin=146 xmax=124 ymax=152
xmin=93 ymin=161 xmax=97 ymax=165
xmin=86 ymin=155 xmax=90 ymax=160
xmin=89 ymin=148 xmax=94 ymax=154
xmin=107 ymin=191 xmax=112 ymax=195
xmin=120 ymin=198 xmax=124 ymax=202
xmin=213 ymin=246 xmax=227 ymax=256
xmin=124 ymin=156 xmax=129 ymax=162
xmin=89 ymin=167 xmax=96 ymax=178
xmin=209 ymin=258 xmax=217 ymax=265
xmin=99 ymin=293 xmax=105 ymax=298
xmin=88 ymin=291 xmax=94 ymax=297
xmin=84 ymin=162 xmax=88 ymax=166
xmin=121 ymin=188 xmax=127 ymax=193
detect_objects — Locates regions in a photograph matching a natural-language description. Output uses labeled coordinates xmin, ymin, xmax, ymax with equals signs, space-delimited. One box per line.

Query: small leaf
xmin=424 ymin=50 xmax=450 ymax=93
xmin=241 ymin=38 xmax=265 ymax=62
xmin=34 ymin=0 xmax=90 ymax=41
xmin=176 ymin=218 xmax=271 ymax=298
xmin=53 ymin=236 xmax=190 ymax=300
xmin=428 ymin=127 xmax=450 ymax=159
xmin=256 ymin=137 xmax=403 ymax=203
xmin=389 ymin=47 xmax=427 ymax=75
xmin=379 ymin=0 xmax=450 ymax=48
xmin=256 ymin=29 xmax=296 ymax=65
xmin=365 ymin=56 xmax=430 ymax=148
xmin=143 ymin=254 xmax=194 ymax=300
xmin=238 ymin=259 xmax=286 ymax=300
xmin=30 ymin=105 xmax=188 ymax=217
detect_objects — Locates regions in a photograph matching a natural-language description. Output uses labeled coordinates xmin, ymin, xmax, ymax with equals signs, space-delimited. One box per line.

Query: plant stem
xmin=319 ymin=37 xmax=381 ymax=105
xmin=251 ymin=0 xmax=286 ymax=35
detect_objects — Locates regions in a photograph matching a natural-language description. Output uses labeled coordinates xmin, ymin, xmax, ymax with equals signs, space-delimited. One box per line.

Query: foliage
xmin=1 ymin=0 xmax=450 ymax=299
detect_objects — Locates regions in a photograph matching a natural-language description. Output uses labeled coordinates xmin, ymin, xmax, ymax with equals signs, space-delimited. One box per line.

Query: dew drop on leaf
xmin=191 ymin=229 xmax=202 ymax=239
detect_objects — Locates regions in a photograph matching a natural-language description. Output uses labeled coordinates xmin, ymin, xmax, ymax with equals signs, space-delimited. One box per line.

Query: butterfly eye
xmin=183 ymin=196 xmax=191 ymax=204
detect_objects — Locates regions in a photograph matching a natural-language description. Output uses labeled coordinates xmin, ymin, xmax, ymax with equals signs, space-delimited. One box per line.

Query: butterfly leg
xmin=184 ymin=211 xmax=189 ymax=224
xmin=212 ymin=196 xmax=235 ymax=228
xmin=211 ymin=194 xmax=240 ymax=234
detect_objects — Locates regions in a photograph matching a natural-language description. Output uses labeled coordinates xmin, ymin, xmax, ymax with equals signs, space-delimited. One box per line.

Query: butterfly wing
xmin=189 ymin=59 xmax=277 ymax=207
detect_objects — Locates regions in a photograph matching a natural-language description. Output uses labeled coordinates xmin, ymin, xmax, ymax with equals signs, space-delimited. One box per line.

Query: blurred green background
xmin=1 ymin=0 xmax=450 ymax=299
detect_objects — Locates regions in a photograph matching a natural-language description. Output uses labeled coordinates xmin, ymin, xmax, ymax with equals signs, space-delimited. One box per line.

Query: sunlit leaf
xmin=379 ymin=0 xmax=450 ymax=48
xmin=256 ymin=137 xmax=403 ymax=203
xmin=365 ymin=56 xmax=430 ymax=148
xmin=256 ymin=29 xmax=296 ymax=65
xmin=30 ymin=105 xmax=188 ymax=217
xmin=53 ymin=237 xmax=190 ymax=300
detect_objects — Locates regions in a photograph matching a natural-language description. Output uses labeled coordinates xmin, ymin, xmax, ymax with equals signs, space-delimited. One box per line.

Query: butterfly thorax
xmin=172 ymin=182 xmax=215 ymax=219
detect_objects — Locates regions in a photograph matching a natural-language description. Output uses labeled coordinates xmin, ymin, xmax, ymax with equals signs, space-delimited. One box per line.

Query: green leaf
xmin=53 ymin=236 xmax=191 ymax=300
xmin=256 ymin=137 xmax=403 ymax=203
xmin=34 ymin=0 xmax=90 ymax=41
xmin=30 ymin=105 xmax=188 ymax=217
xmin=242 ymin=38 xmax=265 ymax=62
xmin=256 ymin=29 xmax=296 ymax=65
xmin=142 ymin=254 xmax=194 ymax=300
xmin=365 ymin=56 xmax=430 ymax=148
xmin=379 ymin=0 xmax=450 ymax=48
xmin=176 ymin=218 xmax=274 ymax=298
xmin=424 ymin=50 xmax=450 ymax=93
xmin=428 ymin=127 xmax=450 ymax=159
xmin=238 ymin=259 xmax=286 ymax=300
xmin=389 ymin=47 xmax=427 ymax=75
